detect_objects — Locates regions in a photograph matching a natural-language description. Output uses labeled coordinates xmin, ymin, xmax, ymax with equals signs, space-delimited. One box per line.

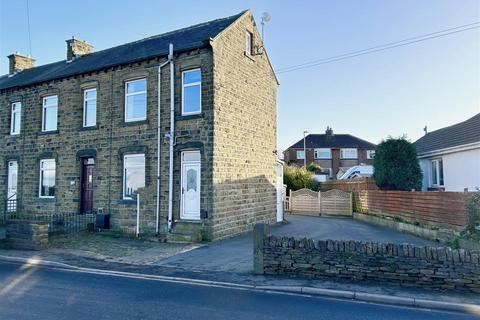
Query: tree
xmin=306 ymin=162 xmax=323 ymax=174
xmin=373 ymin=137 xmax=422 ymax=191
xmin=283 ymin=165 xmax=317 ymax=191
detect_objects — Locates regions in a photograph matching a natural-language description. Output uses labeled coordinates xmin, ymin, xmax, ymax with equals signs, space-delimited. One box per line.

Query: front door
xmin=80 ymin=158 xmax=94 ymax=214
xmin=7 ymin=161 xmax=18 ymax=212
xmin=180 ymin=151 xmax=201 ymax=220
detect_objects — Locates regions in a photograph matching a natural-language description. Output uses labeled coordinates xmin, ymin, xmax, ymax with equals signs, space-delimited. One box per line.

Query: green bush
xmin=283 ymin=166 xmax=316 ymax=192
xmin=466 ymin=189 xmax=480 ymax=234
xmin=306 ymin=162 xmax=323 ymax=174
xmin=373 ymin=137 xmax=422 ymax=191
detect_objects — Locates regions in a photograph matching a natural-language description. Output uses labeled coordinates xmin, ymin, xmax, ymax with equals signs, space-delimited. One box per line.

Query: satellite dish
xmin=261 ymin=12 xmax=271 ymax=23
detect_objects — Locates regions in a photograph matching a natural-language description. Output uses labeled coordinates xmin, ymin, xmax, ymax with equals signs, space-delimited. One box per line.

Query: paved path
xmin=157 ymin=214 xmax=437 ymax=274
xmin=0 ymin=261 xmax=475 ymax=320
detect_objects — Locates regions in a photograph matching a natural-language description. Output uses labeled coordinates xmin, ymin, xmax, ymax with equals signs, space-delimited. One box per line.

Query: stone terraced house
xmin=0 ymin=10 xmax=279 ymax=242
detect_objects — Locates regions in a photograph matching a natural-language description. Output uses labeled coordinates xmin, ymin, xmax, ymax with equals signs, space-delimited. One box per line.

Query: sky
xmin=1 ymin=0 xmax=479 ymax=151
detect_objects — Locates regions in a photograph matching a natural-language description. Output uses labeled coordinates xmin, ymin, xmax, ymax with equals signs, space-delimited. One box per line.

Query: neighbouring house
xmin=0 ymin=10 xmax=279 ymax=241
xmin=415 ymin=113 xmax=480 ymax=192
xmin=283 ymin=127 xmax=376 ymax=179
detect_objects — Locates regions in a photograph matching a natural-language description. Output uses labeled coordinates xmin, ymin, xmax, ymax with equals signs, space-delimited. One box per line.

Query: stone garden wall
xmin=254 ymin=225 xmax=480 ymax=292
xmin=5 ymin=220 xmax=48 ymax=250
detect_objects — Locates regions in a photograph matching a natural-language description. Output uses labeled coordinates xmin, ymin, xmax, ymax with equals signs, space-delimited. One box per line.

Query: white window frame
xmin=296 ymin=150 xmax=305 ymax=160
xmin=83 ymin=88 xmax=97 ymax=127
xmin=39 ymin=159 xmax=55 ymax=198
xmin=314 ymin=148 xmax=331 ymax=159
xmin=181 ymin=69 xmax=202 ymax=116
xmin=340 ymin=148 xmax=358 ymax=159
xmin=125 ymin=78 xmax=147 ymax=122
xmin=123 ymin=153 xmax=146 ymax=200
xmin=245 ymin=31 xmax=253 ymax=55
xmin=430 ymin=158 xmax=444 ymax=187
xmin=367 ymin=150 xmax=375 ymax=159
xmin=10 ymin=102 xmax=21 ymax=135
xmin=42 ymin=95 xmax=58 ymax=132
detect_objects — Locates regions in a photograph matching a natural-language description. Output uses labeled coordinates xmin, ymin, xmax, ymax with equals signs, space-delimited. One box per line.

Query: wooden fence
xmin=355 ymin=190 xmax=468 ymax=231
xmin=286 ymin=188 xmax=352 ymax=216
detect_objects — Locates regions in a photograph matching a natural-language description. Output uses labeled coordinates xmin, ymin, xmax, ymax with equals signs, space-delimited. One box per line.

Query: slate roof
xmin=415 ymin=113 xmax=480 ymax=155
xmin=0 ymin=11 xmax=245 ymax=91
xmin=287 ymin=134 xmax=376 ymax=150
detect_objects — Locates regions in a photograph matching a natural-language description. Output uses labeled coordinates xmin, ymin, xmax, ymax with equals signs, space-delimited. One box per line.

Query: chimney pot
xmin=66 ymin=37 xmax=93 ymax=61
xmin=7 ymin=53 xmax=35 ymax=75
xmin=325 ymin=126 xmax=334 ymax=136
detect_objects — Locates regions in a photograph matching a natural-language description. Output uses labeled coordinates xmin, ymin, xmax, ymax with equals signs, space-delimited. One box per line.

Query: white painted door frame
xmin=180 ymin=151 xmax=201 ymax=220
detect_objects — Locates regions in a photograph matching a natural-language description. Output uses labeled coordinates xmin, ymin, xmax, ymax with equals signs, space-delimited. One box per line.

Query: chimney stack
xmin=7 ymin=53 xmax=35 ymax=75
xmin=325 ymin=126 xmax=334 ymax=136
xmin=66 ymin=37 xmax=93 ymax=61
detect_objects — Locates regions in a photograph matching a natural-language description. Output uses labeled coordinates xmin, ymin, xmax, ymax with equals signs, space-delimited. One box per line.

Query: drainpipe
xmin=167 ymin=43 xmax=174 ymax=232
xmin=156 ymin=56 xmax=171 ymax=235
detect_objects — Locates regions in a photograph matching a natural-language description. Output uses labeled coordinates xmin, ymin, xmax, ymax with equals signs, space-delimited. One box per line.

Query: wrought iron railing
xmin=3 ymin=211 xmax=96 ymax=235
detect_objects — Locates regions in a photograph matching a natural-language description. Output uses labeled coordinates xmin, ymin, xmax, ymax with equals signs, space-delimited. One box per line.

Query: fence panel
xmin=289 ymin=189 xmax=320 ymax=215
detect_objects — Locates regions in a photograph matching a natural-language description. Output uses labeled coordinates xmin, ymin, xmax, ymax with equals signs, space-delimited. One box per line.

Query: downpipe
xmin=167 ymin=43 xmax=174 ymax=232
xmin=155 ymin=54 xmax=171 ymax=235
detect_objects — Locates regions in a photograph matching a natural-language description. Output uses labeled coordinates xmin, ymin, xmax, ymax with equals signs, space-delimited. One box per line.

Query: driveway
xmin=157 ymin=214 xmax=438 ymax=274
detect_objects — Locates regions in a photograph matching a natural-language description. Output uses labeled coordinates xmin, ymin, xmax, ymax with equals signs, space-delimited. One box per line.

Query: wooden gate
xmin=287 ymin=189 xmax=352 ymax=216
xmin=320 ymin=189 xmax=352 ymax=216
xmin=289 ymin=189 xmax=320 ymax=215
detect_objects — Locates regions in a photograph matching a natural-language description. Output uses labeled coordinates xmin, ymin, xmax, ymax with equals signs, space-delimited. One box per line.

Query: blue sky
xmin=1 ymin=0 xmax=479 ymax=151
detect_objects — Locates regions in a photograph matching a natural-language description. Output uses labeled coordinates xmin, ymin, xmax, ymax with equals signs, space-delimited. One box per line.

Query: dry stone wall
xmin=257 ymin=232 xmax=480 ymax=292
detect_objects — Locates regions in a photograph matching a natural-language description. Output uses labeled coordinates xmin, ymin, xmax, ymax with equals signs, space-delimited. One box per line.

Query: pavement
xmin=0 ymin=214 xmax=478 ymax=312
xmin=0 ymin=261 xmax=477 ymax=320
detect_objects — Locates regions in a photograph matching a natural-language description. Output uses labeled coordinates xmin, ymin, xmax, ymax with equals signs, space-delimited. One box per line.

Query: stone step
xmin=166 ymin=232 xmax=201 ymax=243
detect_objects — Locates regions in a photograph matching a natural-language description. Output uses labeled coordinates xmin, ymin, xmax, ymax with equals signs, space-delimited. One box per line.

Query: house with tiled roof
xmin=0 ymin=10 xmax=279 ymax=241
xmin=283 ymin=127 xmax=376 ymax=179
xmin=415 ymin=113 xmax=480 ymax=191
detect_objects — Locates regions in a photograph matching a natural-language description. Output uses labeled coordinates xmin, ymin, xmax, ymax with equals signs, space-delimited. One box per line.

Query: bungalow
xmin=415 ymin=113 xmax=480 ymax=192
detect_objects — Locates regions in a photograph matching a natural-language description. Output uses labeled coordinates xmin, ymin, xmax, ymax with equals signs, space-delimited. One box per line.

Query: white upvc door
xmin=7 ymin=161 xmax=18 ymax=200
xmin=276 ymin=163 xmax=284 ymax=222
xmin=180 ymin=151 xmax=201 ymax=220
xmin=7 ymin=161 xmax=18 ymax=212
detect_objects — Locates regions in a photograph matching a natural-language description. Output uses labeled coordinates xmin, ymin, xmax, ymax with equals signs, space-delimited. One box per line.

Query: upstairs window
xmin=296 ymin=150 xmax=305 ymax=160
xmin=39 ymin=159 xmax=55 ymax=198
xmin=10 ymin=102 xmax=21 ymax=135
xmin=42 ymin=95 xmax=58 ymax=132
xmin=431 ymin=159 xmax=444 ymax=187
xmin=340 ymin=148 xmax=358 ymax=159
xmin=314 ymin=148 xmax=331 ymax=159
xmin=367 ymin=150 xmax=375 ymax=159
xmin=123 ymin=154 xmax=146 ymax=199
xmin=245 ymin=31 xmax=253 ymax=55
xmin=83 ymin=88 xmax=97 ymax=127
xmin=125 ymin=79 xmax=147 ymax=122
xmin=182 ymin=69 xmax=201 ymax=115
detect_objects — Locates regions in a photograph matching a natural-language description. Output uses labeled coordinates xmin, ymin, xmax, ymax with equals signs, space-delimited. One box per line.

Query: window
xmin=125 ymin=79 xmax=147 ymax=122
xmin=314 ymin=148 xmax=331 ymax=159
xmin=367 ymin=150 xmax=375 ymax=159
xmin=39 ymin=159 xmax=55 ymax=198
xmin=296 ymin=150 xmax=305 ymax=160
xmin=42 ymin=95 xmax=58 ymax=132
xmin=83 ymin=88 xmax=97 ymax=127
xmin=431 ymin=159 xmax=444 ymax=186
xmin=340 ymin=148 xmax=358 ymax=159
xmin=245 ymin=31 xmax=253 ymax=55
xmin=182 ymin=69 xmax=201 ymax=115
xmin=123 ymin=154 xmax=145 ymax=199
xmin=10 ymin=102 xmax=21 ymax=135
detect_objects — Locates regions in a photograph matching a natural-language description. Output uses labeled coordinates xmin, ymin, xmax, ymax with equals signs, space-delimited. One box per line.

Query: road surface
xmin=0 ymin=261 xmax=476 ymax=320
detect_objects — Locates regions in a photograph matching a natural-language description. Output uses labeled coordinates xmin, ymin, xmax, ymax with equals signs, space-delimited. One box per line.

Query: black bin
xmin=95 ymin=214 xmax=110 ymax=229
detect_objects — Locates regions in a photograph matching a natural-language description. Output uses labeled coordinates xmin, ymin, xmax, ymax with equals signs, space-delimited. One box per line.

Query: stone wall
xmin=255 ymin=229 xmax=480 ymax=292
xmin=210 ymin=11 xmax=278 ymax=240
xmin=5 ymin=220 xmax=48 ymax=250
